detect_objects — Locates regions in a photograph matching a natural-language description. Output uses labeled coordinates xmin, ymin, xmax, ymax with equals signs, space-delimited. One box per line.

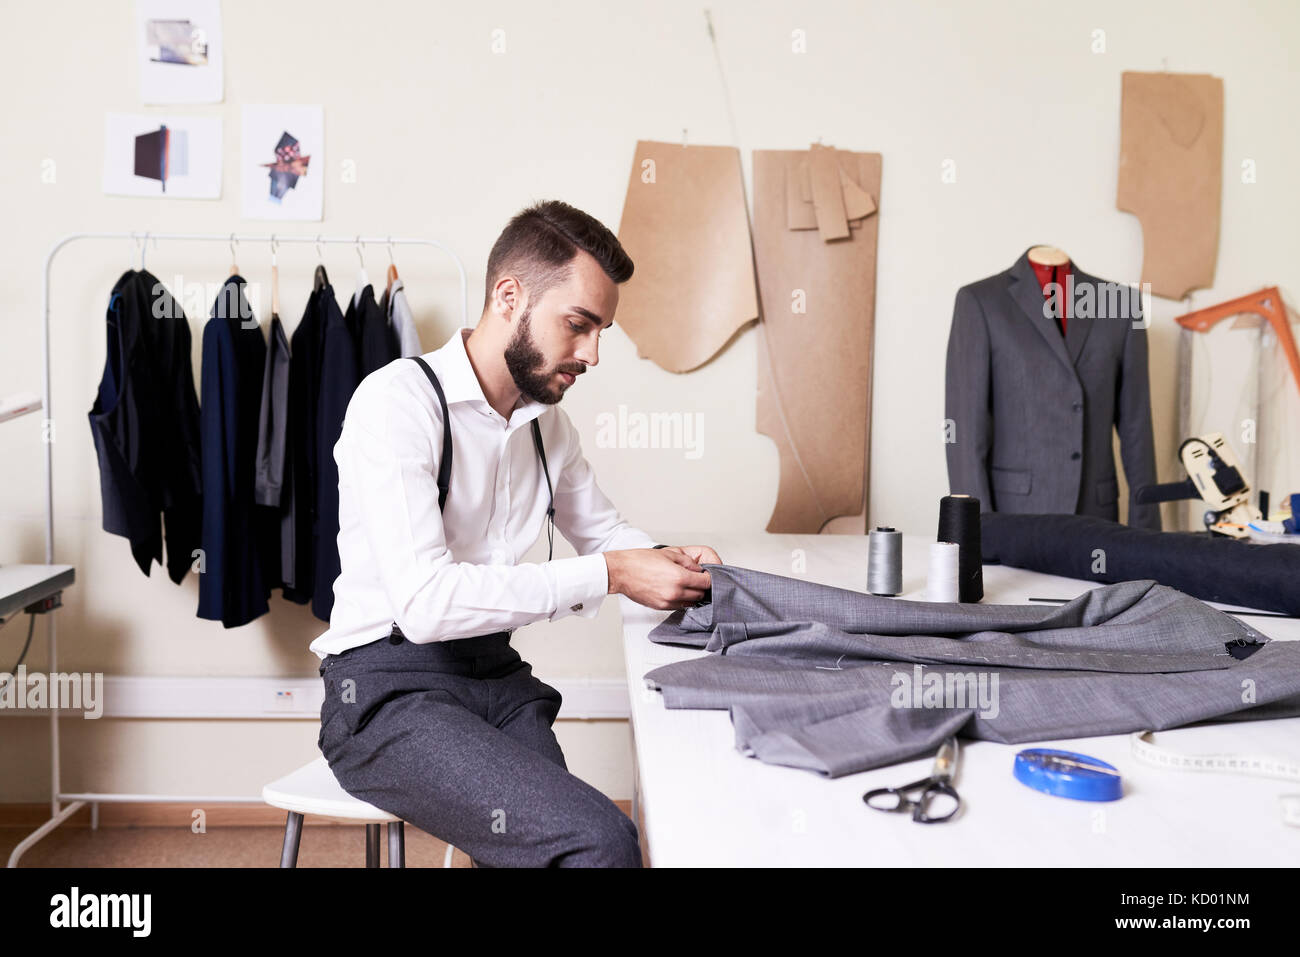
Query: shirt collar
xmin=433 ymin=327 xmax=549 ymax=427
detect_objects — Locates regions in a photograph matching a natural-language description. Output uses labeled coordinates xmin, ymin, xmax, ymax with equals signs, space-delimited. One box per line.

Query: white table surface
xmin=0 ymin=564 xmax=74 ymax=623
xmin=620 ymin=533 xmax=1300 ymax=867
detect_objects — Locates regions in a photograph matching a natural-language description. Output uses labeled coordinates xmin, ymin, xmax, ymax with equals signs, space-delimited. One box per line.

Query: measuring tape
xmin=1130 ymin=731 xmax=1300 ymax=827
xmin=1014 ymin=748 xmax=1123 ymax=801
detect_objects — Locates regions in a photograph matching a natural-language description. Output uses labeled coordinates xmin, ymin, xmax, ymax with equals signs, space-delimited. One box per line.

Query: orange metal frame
xmin=1175 ymin=286 xmax=1300 ymax=401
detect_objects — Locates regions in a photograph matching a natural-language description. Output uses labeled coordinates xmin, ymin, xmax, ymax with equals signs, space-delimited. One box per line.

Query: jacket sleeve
xmin=1116 ymin=296 xmax=1162 ymax=530
xmin=944 ymin=286 xmax=995 ymax=510
xmin=341 ymin=380 xmax=611 ymax=644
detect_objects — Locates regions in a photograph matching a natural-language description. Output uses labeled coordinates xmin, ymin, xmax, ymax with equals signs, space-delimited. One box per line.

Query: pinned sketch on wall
xmin=754 ymin=145 xmax=881 ymax=533
xmin=240 ymin=105 xmax=323 ymax=221
xmin=1117 ymin=71 xmax=1223 ymax=300
xmin=615 ymin=141 xmax=758 ymax=373
xmin=102 ymin=112 xmax=222 ymax=198
xmin=136 ymin=0 xmax=224 ymax=104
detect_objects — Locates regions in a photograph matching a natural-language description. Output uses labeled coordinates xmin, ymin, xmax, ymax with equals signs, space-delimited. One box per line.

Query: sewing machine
xmin=1135 ymin=433 xmax=1263 ymax=538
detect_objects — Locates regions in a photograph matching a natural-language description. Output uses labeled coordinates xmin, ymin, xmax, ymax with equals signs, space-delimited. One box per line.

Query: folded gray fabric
xmin=645 ymin=565 xmax=1300 ymax=777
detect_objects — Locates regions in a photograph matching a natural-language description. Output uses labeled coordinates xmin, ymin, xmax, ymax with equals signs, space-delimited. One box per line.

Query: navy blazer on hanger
xmin=198 ymin=275 xmax=279 ymax=627
xmin=312 ymin=279 xmax=360 ymax=621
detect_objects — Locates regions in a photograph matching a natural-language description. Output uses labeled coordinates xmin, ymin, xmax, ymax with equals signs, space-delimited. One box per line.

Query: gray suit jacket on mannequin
xmin=945 ymin=249 xmax=1161 ymax=529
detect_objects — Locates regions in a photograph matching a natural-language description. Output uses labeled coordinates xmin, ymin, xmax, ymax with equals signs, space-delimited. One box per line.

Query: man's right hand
xmin=604 ymin=548 xmax=713 ymax=610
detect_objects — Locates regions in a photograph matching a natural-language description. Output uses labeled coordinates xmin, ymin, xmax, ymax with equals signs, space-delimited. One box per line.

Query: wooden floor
xmin=0 ymin=824 xmax=472 ymax=867
xmin=0 ymin=800 xmax=642 ymax=867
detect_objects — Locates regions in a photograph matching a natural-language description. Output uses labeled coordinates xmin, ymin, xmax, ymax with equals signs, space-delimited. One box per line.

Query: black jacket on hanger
xmin=197 ymin=275 xmax=278 ymax=627
xmin=283 ymin=269 xmax=331 ymax=607
xmin=89 ymin=269 xmax=202 ymax=583
xmin=352 ymin=283 xmax=400 ymax=379
xmin=314 ymin=280 xmax=361 ymax=621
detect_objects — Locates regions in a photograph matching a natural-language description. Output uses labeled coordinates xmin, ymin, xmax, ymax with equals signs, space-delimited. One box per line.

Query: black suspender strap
xmin=388 ymin=357 xmax=554 ymax=644
xmin=410 ymin=356 xmax=452 ymax=512
xmin=408 ymin=355 xmax=555 ymax=559
xmin=531 ymin=418 xmax=555 ymax=562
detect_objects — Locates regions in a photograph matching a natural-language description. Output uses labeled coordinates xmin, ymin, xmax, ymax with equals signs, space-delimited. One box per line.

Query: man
xmin=311 ymin=200 xmax=721 ymax=867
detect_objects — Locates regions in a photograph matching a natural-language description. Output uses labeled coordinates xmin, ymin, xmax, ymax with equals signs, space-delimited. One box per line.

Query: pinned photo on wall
xmin=102 ymin=112 xmax=222 ymax=198
xmin=241 ymin=105 xmax=323 ymax=221
xmin=136 ymin=0 xmax=224 ymax=104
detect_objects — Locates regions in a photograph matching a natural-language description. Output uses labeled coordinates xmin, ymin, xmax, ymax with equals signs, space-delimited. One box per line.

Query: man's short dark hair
xmin=484 ymin=200 xmax=634 ymax=310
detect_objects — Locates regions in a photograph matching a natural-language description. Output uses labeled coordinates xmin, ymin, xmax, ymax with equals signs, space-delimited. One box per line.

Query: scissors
xmin=862 ymin=736 xmax=962 ymax=823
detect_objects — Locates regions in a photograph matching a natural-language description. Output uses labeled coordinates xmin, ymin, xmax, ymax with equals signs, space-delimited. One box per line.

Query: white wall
xmin=2 ymin=0 xmax=1297 ymax=803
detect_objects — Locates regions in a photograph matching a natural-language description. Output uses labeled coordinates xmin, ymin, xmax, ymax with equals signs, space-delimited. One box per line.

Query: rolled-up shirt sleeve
xmin=340 ymin=380 xmax=615 ymax=643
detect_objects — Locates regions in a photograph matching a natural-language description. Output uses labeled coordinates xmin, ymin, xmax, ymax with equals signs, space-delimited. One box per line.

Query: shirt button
xmin=1072 ymin=402 xmax=1082 ymax=412
xmin=1071 ymin=452 xmax=1081 ymax=460
xmin=570 ymin=603 xmax=583 ymax=612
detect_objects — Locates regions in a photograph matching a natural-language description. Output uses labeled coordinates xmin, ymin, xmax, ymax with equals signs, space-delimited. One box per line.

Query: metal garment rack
xmin=8 ymin=232 xmax=468 ymax=867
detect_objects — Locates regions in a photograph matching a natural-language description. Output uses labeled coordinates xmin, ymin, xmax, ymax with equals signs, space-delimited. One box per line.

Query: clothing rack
xmin=9 ymin=232 xmax=468 ymax=867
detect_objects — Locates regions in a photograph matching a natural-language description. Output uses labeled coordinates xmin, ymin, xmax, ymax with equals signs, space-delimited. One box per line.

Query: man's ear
xmin=493 ymin=276 xmax=521 ymax=321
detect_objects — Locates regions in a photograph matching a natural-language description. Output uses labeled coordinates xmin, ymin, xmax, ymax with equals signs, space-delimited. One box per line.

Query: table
xmin=620 ymin=534 xmax=1300 ymax=866
xmin=0 ymin=564 xmax=74 ymax=623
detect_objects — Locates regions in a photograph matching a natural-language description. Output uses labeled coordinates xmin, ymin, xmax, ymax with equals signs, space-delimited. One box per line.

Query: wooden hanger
xmin=229 ymin=233 xmax=239 ymax=276
xmin=1027 ymin=245 xmax=1070 ymax=266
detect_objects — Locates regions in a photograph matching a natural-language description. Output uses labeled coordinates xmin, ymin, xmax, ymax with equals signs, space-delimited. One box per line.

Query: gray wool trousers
xmin=318 ymin=631 xmax=641 ymax=867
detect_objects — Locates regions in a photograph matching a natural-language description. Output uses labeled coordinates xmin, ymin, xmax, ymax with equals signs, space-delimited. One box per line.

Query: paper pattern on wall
xmin=753 ymin=147 xmax=881 ymax=532
xmin=615 ymin=141 xmax=758 ymax=373
xmin=1117 ymin=71 xmax=1223 ymax=300
xmin=784 ymin=143 xmax=877 ymax=240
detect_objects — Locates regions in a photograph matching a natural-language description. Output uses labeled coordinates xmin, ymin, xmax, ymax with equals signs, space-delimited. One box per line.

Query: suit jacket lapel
xmin=1008 ymin=251 xmax=1074 ymax=375
xmin=1064 ymin=268 xmax=1097 ymax=366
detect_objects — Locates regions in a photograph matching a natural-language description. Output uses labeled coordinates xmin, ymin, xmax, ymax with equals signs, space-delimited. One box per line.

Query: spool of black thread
xmin=937 ymin=494 xmax=983 ymax=602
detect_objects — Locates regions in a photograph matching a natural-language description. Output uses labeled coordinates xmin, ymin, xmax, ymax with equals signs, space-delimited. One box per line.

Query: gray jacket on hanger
xmin=944 ymin=249 xmax=1161 ymax=528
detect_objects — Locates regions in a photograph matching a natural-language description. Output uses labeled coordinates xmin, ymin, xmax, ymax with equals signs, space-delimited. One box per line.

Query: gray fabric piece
xmin=254 ymin=314 xmax=293 ymax=587
xmin=944 ymin=249 xmax=1161 ymax=528
xmin=254 ymin=314 xmax=290 ymax=507
xmin=645 ymin=565 xmax=1300 ymax=778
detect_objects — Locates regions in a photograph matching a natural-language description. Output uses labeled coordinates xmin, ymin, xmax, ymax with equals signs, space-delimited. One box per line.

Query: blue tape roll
xmin=1014 ymin=748 xmax=1123 ymax=802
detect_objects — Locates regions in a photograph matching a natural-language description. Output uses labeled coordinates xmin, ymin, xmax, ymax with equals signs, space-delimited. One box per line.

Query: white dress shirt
xmin=309 ymin=327 xmax=656 ymax=658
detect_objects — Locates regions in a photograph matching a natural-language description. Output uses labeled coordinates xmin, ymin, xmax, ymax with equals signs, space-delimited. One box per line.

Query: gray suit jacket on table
xmin=645 ymin=566 xmax=1300 ymax=777
xmin=945 ymin=250 xmax=1161 ymax=529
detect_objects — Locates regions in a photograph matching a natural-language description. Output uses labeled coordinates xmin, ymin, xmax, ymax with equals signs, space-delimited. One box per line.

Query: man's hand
xmin=674 ymin=544 xmax=722 ymax=567
xmin=604 ymin=547 xmax=714 ymax=610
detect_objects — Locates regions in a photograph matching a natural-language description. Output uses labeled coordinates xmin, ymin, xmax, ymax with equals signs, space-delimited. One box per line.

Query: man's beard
xmin=504 ymin=305 xmax=581 ymax=404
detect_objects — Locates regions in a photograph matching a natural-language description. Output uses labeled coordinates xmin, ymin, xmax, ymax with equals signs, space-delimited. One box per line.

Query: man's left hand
xmin=675 ymin=545 xmax=722 ymax=568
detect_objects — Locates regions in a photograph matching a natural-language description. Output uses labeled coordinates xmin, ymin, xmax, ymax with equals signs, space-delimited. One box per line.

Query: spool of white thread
xmin=926 ymin=541 xmax=961 ymax=602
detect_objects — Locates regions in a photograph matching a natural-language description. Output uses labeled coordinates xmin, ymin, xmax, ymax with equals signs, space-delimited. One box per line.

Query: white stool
xmin=262 ymin=756 xmax=410 ymax=868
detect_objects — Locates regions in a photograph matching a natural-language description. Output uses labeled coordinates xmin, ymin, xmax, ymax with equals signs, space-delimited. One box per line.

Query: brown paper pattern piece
xmin=614 ymin=141 xmax=758 ymax=373
xmin=754 ymin=149 xmax=881 ymax=532
xmin=1117 ymin=71 xmax=1224 ymax=300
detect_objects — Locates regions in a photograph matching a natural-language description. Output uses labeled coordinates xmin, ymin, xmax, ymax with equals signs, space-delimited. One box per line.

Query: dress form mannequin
xmin=1027 ymin=245 xmax=1069 ymax=266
